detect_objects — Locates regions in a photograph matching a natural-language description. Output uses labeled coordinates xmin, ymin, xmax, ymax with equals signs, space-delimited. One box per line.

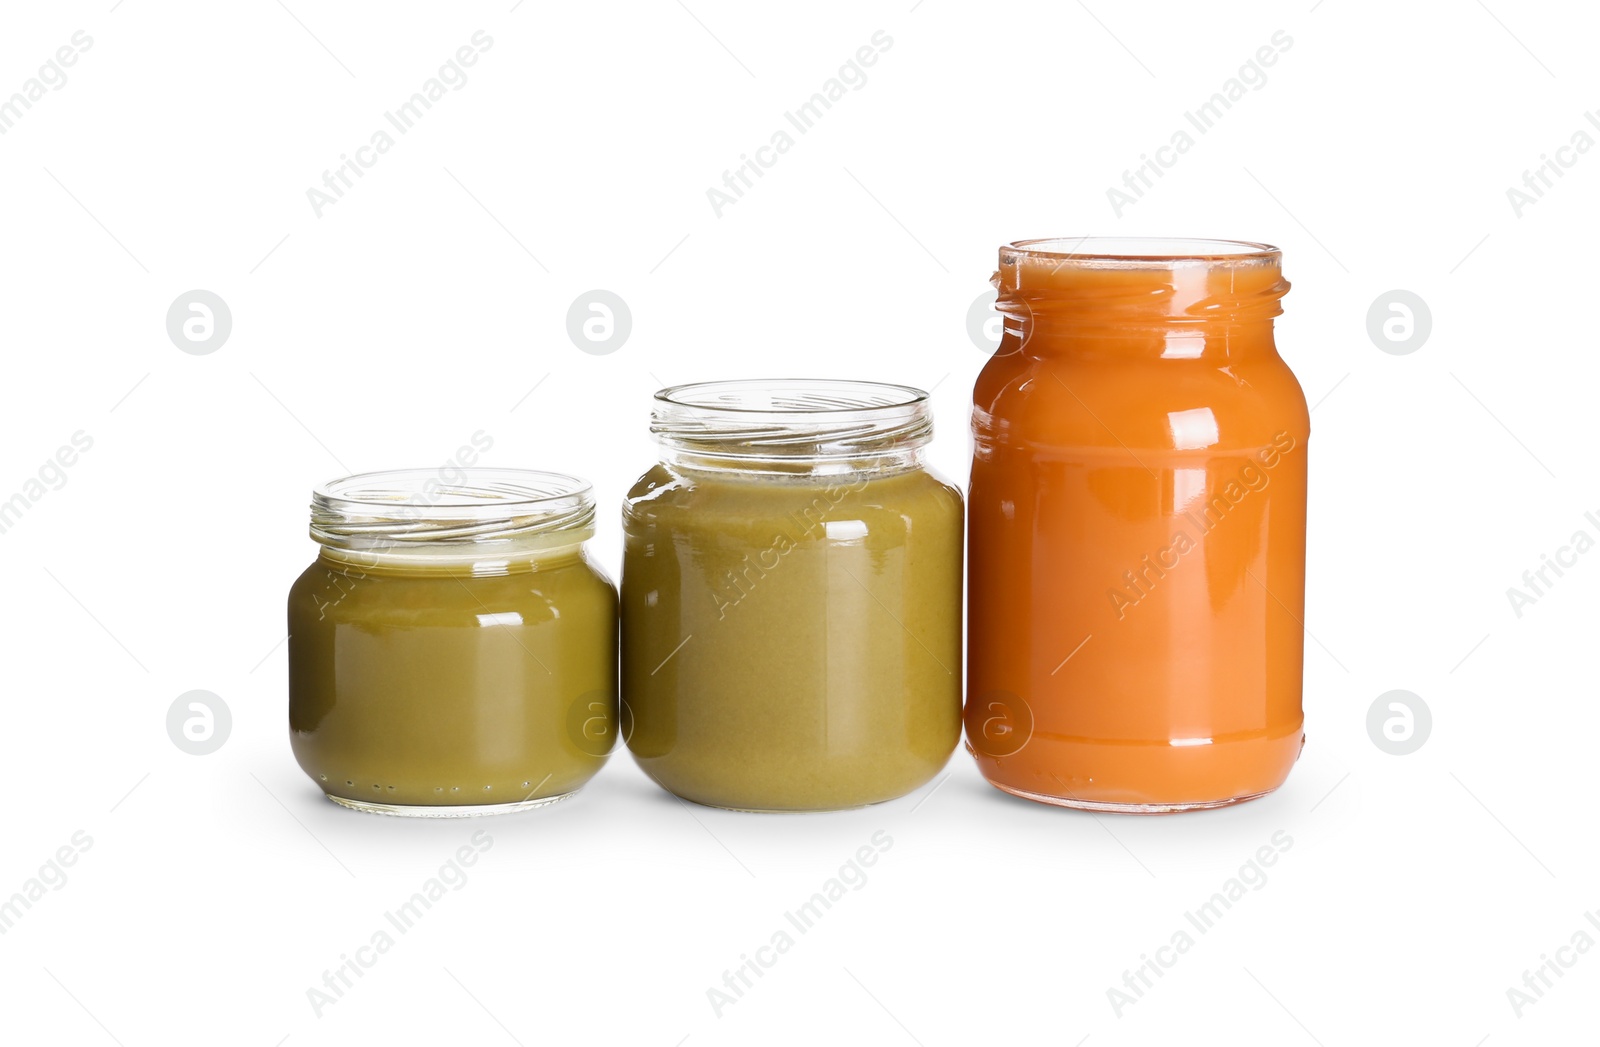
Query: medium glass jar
xmin=621 ymin=380 xmax=964 ymax=812
xmin=287 ymin=468 xmax=617 ymax=816
xmin=967 ymin=238 xmax=1309 ymax=812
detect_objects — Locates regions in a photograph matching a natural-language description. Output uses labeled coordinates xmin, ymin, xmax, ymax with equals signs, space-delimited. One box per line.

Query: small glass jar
xmin=287 ymin=469 xmax=617 ymax=816
xmin=621 ymin=379 xmax=964 ymax=812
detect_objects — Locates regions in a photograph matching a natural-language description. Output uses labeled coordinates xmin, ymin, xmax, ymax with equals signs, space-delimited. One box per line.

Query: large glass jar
xmin=967 ymin=238 xmax=1309 ymax=812
xmin=621 ymin=380 xmax=964 ymax=812
xmin=287 ymin=469 xmax=617 ymax=816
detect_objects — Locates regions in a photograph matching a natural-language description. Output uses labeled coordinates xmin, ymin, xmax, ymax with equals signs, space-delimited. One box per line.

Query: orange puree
xmin=966 ymin=238 xmax=1309 ymax=812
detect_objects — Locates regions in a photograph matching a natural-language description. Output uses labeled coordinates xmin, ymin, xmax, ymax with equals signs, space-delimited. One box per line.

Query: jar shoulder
xmin=622 ymin=463 xmax=963 ymax=535
xmin=625 ymin=463 xmax=962 ymax=509
xmin=288 ymin=554 xmax=617 ymax=628
xmin=974 ymin=352 xmax=1309 ymax=453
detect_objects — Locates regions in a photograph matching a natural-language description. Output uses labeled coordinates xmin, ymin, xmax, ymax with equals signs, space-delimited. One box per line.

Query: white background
xmin=1 ymin=0 xmax=1593 ymax=1043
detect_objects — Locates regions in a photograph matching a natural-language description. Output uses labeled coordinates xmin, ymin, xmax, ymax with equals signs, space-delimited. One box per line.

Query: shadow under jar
xmin=287 ymin=469 xmax=618 ymax=816
xmin=622 ymin=380 xmax=964 ymax=812
xmin=967 ymin=237 xmax=1309 ymax=813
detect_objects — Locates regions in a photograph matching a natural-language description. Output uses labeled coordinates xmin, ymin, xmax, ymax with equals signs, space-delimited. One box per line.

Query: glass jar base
xmin=326 ymin=790 xmax=578 ymax=818
xmin=687 ymin=797 xmax=887 ymax=814
xmin=987 ymin=780 xmax=1274 ymax=814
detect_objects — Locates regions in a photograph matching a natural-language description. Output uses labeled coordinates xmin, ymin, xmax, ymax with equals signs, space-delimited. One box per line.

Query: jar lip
xmin=313 ymin=468 xmax=592 ymax=516
xmin=1005 ymin=236 xmax=1280 ymax=265
xmin=654 ymin=378 xmax=928 ymax=416
xmin=310 ymin=468 xmax=595 ymax=551
xmin=651 ymin=379 xmax=933 ymax=467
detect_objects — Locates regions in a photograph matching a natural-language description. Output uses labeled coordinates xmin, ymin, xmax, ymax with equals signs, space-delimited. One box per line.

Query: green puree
xmin=622 ymin=464 xmax=963 ymax=811
xmin=288 ymin=550 xmax=617 ymax=809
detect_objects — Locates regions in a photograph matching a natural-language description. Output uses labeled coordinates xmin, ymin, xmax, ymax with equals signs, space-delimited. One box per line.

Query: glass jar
xmin=287 ymin=468 xmax=617 ymax=816
xmin=967 ymin=238 xmax=1309 ymax=812
xmin=621 ymin=380 xmax=964 ymax=812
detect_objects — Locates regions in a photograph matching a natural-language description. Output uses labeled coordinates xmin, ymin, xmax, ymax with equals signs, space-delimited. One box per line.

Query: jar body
xmin=967 ymin=240 xmax=1308 ymax=811
xmin=288 ymin=549 xmax=617 ymax=814
xmin=622 ymin=463 xmax=964 ymax=811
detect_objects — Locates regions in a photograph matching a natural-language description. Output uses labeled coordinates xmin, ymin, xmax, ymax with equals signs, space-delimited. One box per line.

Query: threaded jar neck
xmin=995 ymin=237 xmax=1289 ymax=356
xmin=310 ymin=468 xmax=595 ymax=570
xmin=650 ymin=379 xmax=932 ymax=476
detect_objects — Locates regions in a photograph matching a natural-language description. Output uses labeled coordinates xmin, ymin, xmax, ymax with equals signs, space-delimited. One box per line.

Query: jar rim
xmin=654 ymin=378 xmax=928 ymax=415
xmin=650 ymin=379 xmax=933 ymax=469
xmin=314 ymin=468 xmax=592 ymax=513
xmin=1004 ymin=237 xmax=1280 ymax=266
xmin=310 ymin=468 xmax=595 ymax=551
